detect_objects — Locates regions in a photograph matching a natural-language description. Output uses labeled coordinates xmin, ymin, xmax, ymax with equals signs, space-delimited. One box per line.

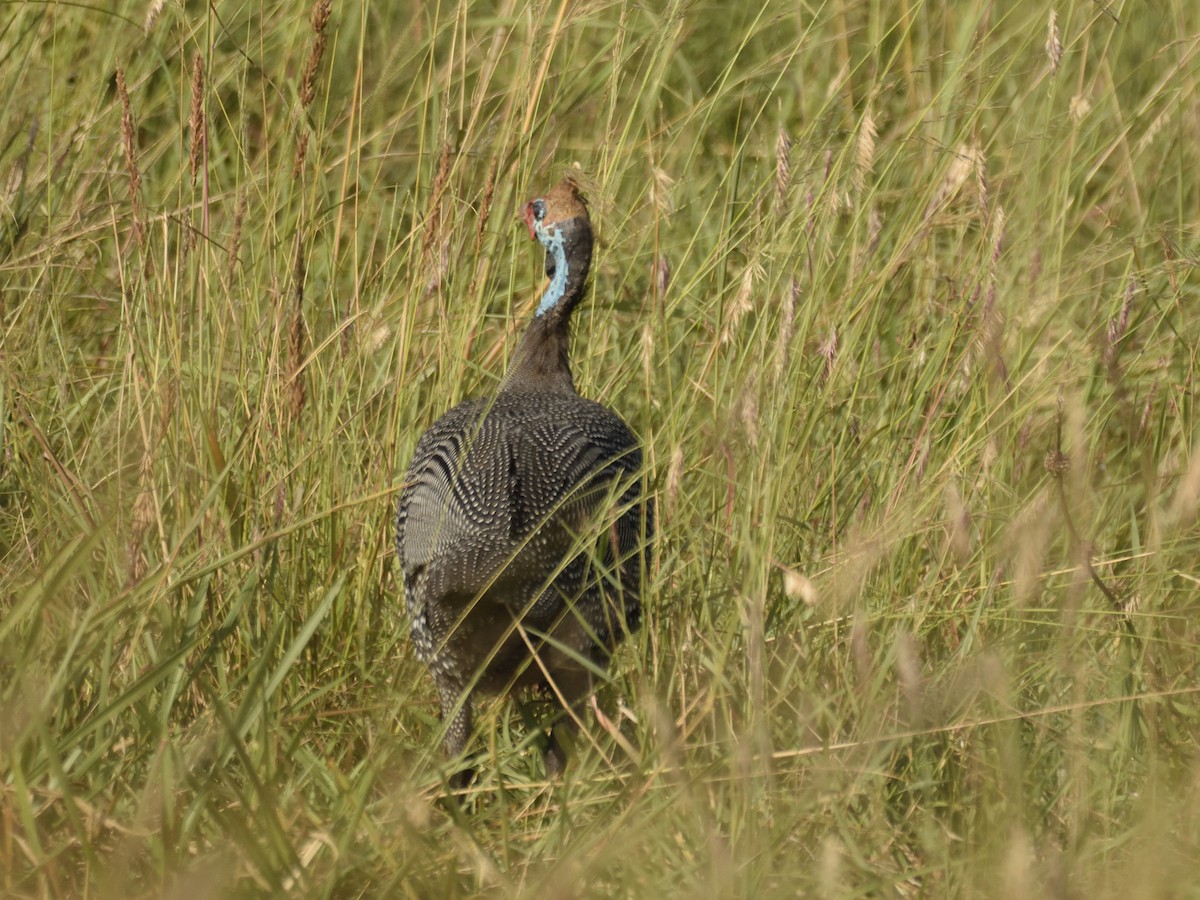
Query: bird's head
xmin=522 ymin=178 xmax=590 ymax=281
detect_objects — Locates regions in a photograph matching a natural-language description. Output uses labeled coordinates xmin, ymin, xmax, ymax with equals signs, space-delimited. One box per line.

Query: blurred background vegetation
xmin=1 ymin=0 xmax=1199 ymax=895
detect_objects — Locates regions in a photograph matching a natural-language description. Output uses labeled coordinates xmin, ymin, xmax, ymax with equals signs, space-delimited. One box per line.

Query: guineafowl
xmin=395 ymin=177 xmax=653 ymax=782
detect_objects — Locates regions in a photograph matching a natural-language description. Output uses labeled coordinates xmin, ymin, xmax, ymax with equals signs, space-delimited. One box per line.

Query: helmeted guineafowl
xmin=395 ymin=177 xmax=653 ymax=781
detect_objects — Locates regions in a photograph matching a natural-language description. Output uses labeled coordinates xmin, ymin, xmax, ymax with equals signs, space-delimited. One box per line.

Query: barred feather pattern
xmin=396 ymin=389 xmax=651 ymax=760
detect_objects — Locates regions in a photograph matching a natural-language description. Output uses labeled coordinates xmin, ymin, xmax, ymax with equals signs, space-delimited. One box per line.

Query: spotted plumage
xmin=395 ymin=178 xmax=653 ymax=779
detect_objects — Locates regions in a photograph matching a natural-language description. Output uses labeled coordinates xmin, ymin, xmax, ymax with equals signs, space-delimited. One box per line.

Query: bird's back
xmin=396 ymin=387 xmax=651 ymax=681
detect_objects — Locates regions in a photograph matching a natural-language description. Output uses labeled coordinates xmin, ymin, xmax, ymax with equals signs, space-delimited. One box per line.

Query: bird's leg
xmin=542 ymin=667 xmax=592 ymax=779
xmin=543 ymin=723 xmax=571 ymax=777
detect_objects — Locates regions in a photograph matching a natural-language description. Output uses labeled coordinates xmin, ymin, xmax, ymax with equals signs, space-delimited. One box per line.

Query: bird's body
xmin=395 ymin=178 xmax=652 ymax=777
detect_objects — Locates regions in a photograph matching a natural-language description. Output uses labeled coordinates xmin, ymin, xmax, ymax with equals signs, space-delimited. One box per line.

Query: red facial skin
xmin=521 ymin=202 xmax=537 ymax=240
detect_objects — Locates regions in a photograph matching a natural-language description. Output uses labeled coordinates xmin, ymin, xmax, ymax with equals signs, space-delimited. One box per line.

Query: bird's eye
xmin=531 ymin=199 xmax=547 ymax=221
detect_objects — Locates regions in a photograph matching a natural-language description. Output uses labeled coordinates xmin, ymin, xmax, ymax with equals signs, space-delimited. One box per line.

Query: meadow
xmin=2 ymin=0 xmax=1199 ymax=895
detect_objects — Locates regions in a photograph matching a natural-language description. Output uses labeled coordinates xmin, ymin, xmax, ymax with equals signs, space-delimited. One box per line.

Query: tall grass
xmin=1 ymin=0 xmax=1199 ymax=895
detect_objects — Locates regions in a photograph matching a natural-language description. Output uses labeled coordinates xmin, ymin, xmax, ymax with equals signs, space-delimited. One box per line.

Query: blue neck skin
xmin=535 ymin=225 xmax=568 ymax=317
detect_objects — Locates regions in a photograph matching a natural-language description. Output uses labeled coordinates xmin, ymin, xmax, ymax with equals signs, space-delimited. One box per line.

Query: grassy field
xmin=2 ymin=0 xmax=1200 ymax=895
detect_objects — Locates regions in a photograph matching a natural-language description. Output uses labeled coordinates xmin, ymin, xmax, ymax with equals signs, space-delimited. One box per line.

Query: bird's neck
xmin=502 ymin=220 xmax=591 ymax=395
xmin=505 ymin=314 xmax=575 ymax=394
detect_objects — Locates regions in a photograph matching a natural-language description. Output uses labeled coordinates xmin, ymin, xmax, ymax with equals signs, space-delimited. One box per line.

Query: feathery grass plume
xmin=665 ymin=444 xmax=683 ymax=514
xmin=738 ymin=387 xmax=759 ymax=449
xmin=773 ymin=276 xmax=799 ymax=380
xmin=925 ymin=143 xmax=983 ymax=222
xmin=651 ymin=166 xmax=675 ymax=216
xmin=422 ymin=141 xmax=453 ymax=296
xmin=1136 ymin=108 xmax=1171 ymax=155
xmin=115 ymin=66 xmax=143 ymax=249
xmin=1046 ymin=10 xmax=1063 ymax=75
xmin=226 ymin=188 xmax=246 ymax=284
xmin=944 ymin=483 xmax=973 ymax=563
xmin=818 ymin=327 xmax=838 ymax=384
xmin=1138 ymin=381 xmax=1158 ymax=441
xmin=1103 ymin=278 xmax=1135 ymax=380
xmin=866 ymin=205 xmax=882 ymax=253
xmin=641 ymin=320 xmax=655 ymax=388
xmin=143 ymin=0 xmax=165 ymax=35
xmin=721 ymin=260 xmax=760 ymax=344
xmin=774 ymin=127 xmax=792 ymax=217
xmin=300 ymin=0 xmax=332 ymax=109
xmin=1070 ymin=93 xmax=1092 ymax=123
xmin=977 ymin=204 xmax=1008 ymax=384
xmin=651 ymin=253 xmax=670 ymax=302
xmin=292 ymin=0 xmax=330 ymax=179
xmin=974 ymin=145 xmax=990 ymax=221
xmin=853 ymin=106 xmax=876 ymax=195
xmin=782 ymin=568 xmax=818 ymax=606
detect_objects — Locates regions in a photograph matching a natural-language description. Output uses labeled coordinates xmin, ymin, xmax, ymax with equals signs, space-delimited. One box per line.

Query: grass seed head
xmin=1046 ymin=10 xmax=1063 ymax=75
xmin=115 ymin=65 xmax=143 ymax=248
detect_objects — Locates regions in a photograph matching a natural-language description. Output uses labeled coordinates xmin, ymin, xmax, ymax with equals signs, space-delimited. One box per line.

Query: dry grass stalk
xmin=774 ymin=128 xmax=792 ymax=217
xmin=226 ymin=188 xmax=246 ymax=284
xmin=300 ymin=0 xmax=332 ymax=109
xmin=423 ymin=142 xmax=453 ymax=295
xmin=473 ymin=157 xmax=498 ymax=259
xmin=288 ymin=307 xmax=308 ymax=420
xmin=115 ymin=66 xmax=144 ymax=249
xmin=188 ymin=53 xmax=205 ymax=187
xmin=287 ymin=236 xmax=308 ymax=420
xmin=292 ymin=130 xmax=309 ymax=180
xmin=188 ymin=52 xmax=208 ymax=252
xmin=293 ymin=0 xmax=331 ymax=179
xmin=1046 ymin=11 xmax=1063 ymax=76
